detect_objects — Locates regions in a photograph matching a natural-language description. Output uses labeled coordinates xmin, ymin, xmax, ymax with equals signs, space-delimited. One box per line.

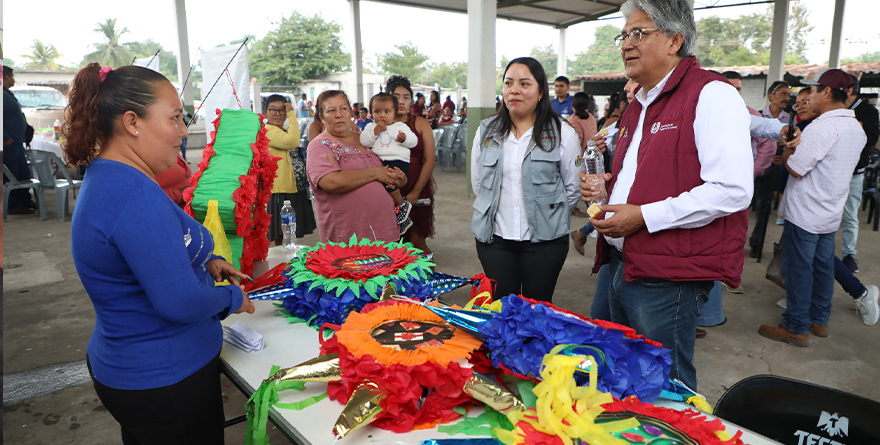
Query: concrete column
xmin=828 ymin=0 xmax=846 ymax=68
xmin=466 ymin=0 xmax=497 ymax=195
xmin=767 ymin=0 xmax=790 ymax=88
xmin=350 ymin=0 xmax=364 ymax=105
xmin=557 ymin=27 xmax=567 ymax=77
xmin=173 ymin=0 xmax=194 ymax=113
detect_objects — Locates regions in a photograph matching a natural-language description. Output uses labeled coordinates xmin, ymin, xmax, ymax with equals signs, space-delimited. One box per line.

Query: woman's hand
xmin=405 ymin=191 xmax=420 ymax=205
xmin=592 ymin=134 xmax=607 ymax=154
xmin=207 ymin=258 xmax=248 ymax=285
xmin=235 ymin=287 xmax=255 ymax=315
xmin=379 ymin=166 xmax=407 ymax=190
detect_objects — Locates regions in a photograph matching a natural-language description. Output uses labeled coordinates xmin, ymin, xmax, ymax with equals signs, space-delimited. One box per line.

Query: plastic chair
xmin=449 ymin=122 xmax=468 ymax=173
xmin=714 ymin=374 xmax=880 ymax=444
xmin=25 ymin=150 xmax=83 ymax=222
xmin=3 ymin=165 xmax=46 ymax=222
xmin=432 ymin=128 xmax=446 ymax=166
xmin=861 ymin=147 xmax=879 ymax=231
xmin=435 ymin=126 xmax=457 ymax=171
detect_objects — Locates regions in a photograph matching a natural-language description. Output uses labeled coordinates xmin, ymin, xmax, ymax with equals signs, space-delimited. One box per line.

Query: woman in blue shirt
xmin=63 ymin=63 xmax=254 ymax=444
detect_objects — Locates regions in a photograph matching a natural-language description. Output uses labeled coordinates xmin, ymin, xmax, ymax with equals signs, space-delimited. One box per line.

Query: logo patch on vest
xmin=575 ymin=155 xmax=582 ymax=168
xmin=650 ymin=118 xmax=682 ymax=134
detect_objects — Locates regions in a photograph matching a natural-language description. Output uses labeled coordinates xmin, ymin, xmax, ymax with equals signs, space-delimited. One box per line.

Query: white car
xmin=10 ymin=85 xmax=67 ymax=130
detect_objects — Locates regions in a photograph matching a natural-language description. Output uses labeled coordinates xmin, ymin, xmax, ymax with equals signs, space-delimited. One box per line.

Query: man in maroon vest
xmin=581 ymin=0 xmax=753 ymax=391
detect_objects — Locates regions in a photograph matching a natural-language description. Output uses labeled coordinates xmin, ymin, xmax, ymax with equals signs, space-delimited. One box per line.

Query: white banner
xmin=133 ymin=55 xmax=161 ymax=72
xmin=200 ymin=44 xmax=251 ymax=142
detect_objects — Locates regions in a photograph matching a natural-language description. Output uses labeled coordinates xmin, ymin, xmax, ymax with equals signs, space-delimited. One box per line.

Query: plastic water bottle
xmin=281 ymin=200 xmax=297 ymax=256
xmin=582 ymin=139 xmax=607 ymax=205
xmin=53 ymin=119 xmax=62 ymax=140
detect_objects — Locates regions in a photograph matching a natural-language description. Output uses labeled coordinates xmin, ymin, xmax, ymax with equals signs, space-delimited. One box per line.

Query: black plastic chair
xmin=714 ymin=374 xmax=880 ymax=444
xmin=862 ymin=148 xmax=879 ymax=231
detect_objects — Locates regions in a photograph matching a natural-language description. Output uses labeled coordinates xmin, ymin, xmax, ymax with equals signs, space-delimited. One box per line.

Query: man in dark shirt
xmin=3 ymin=65 xmax=36 ymax=213
xmin=839 ymin=74 xmax=879 ymax=273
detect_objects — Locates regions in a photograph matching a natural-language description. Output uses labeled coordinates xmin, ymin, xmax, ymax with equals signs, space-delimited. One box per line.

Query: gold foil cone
xmin=377 ymin=283 xmax=398 ymax=302
xmin=265 ymin=353 xmax=341 ymax=383
xmin=332 ymin=381 xmax=385 ymax=439
xmin=462 ymin=372 xmax=526 ymax=415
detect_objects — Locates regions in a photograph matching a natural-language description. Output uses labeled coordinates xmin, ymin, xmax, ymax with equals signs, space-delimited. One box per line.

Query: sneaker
xmin=395 ymin=201 xmax=412 ymax=225
xmin=854 ymin=285 xmax=879 ymax=326
xmin=809 ymin=323 xmax=829 ymax=337
xmin=777 ymin=298 xmax=787 ymax=309
xmin=842 ymin=255 xmax=858 ymax=273
xmin=722 ymin=282 xmax=744 ymax=294
xmin=758 ymin=324 xmax=809 ymax=347
xmin=776 ymin=218 xmax=785 ymax=225
xmin=399 ymin=218 xmax=413 ymax=236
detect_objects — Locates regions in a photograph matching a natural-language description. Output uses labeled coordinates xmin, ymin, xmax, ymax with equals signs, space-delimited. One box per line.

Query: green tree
xmin=250 ymin=12 xmax=349 ymax=85
xmin=125 ymin=39 xmax=179 ymax=81
xmin=82 ymin=18 xmax=136 ymax=67
xmin=529 ymin=45 xmax=557 ymax=78
xmin=424 ymin=62 xmax=467 ymax=89
xmin=377 ymin=42 xmax=429 ymax=83
xmin=842 ymin=51 xmax=880 ymax=64
xmin=3 ymin=57 xmax=15 ymax=69
xmin=694 ymin=1 xmax=811 ymax=68
xmin=496 ymin=55 xmax=510 ymax=95
xmin=22 ymin=40 xmax=62 ymax=71
xmin=568 ymin=24 xmax=625 ymax=77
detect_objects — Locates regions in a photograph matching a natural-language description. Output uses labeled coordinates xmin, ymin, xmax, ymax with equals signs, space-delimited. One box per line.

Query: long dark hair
xmin=429 ymin=90 xmax=440 ymax=105
xmin=572 ymin=92 xmax=592 ymax=120
xmin=487 ymin=57 xmax=560 ymax=152
xmin=63 ymin=63 xmax=168 ymax=166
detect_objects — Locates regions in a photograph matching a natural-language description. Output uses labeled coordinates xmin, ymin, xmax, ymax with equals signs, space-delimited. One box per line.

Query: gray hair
xmin=621 ymin=0 xmax=696 ymax=58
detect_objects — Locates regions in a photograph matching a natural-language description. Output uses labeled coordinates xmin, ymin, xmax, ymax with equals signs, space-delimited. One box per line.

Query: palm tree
xmin=22 ymin=40 xmax=62 ymax=71
xmin=82 ymin=18 xmax=135 ymax=68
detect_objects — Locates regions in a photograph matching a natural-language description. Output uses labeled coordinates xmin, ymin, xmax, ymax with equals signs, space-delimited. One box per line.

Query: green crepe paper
xmin=437 ymin=407 xmax=514 ymax=437
xmin=245 ymin=365 xmax=328 ymax=445
xmin=191 ymin=109 xmax=259 ymax=232
xmin=516 ymin=380 xmax=538 ymax=410
xmin=226 ymin=234 xmax=244 ymax=271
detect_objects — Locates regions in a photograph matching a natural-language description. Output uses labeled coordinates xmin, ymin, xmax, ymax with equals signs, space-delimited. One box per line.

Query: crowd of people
xmin=10 ymin=0 xmax=873 ymax=442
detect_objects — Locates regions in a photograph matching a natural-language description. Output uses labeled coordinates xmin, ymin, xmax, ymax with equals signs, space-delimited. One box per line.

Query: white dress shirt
xmin=750 ymin=115 xmax=785 ymax=140
xmin=780 ymin=109 xmax=865 ymax=234
xmin=605 ymin=68 xmax=753 ymax=250
xmin=471 ymin=122 xmax=582 ymax=241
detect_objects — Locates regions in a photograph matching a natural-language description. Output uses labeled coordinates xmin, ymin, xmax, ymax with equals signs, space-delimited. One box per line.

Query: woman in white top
xmin=470 ymin=57 xmax=582 ymax=302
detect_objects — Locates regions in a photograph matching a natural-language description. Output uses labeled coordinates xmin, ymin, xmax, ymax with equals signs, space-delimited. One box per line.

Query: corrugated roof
xmin=573 ymin=62 xmax=880 ymax=82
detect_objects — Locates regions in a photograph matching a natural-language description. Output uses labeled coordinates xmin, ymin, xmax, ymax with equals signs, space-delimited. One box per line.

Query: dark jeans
xmin=88 ymin=354 xmax=225 ymax=445
xmin=749 ymin=170 xmax=776 ymax=250
xmin=579 ymin=222 xmax=595 ymax=237
xmin=781 ymin=221 xmax=835 ymax=335
xmin=475 ymin=234 xmax=568 ymax=302
xmin=606 ymin=249 xmax=711 ymax=391
xmin=591 ymin=263 xmax=612 ymax=321
xmin=835 ymin=255 xmax=866 ymax=299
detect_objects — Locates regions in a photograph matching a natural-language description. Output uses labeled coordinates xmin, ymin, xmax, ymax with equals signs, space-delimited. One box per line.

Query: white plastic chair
xmin=3 ymin=165 xmax=46 ymax=221
xmin=25 ymin=150 xmax=83 ymax=222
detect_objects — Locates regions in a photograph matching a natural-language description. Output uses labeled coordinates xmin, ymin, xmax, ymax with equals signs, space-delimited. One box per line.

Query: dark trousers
xmin=3 ymin=141 xmax=33 ymax=209
xmin=88 ymin=354 xmax=225 ymax=445
xmin=835 ymin=255 xmax=866 ymax=299
xmin=475 ymin=234 xmax=568 ymax=302
xmin=748 ymin=170 xmax=776 ymax=250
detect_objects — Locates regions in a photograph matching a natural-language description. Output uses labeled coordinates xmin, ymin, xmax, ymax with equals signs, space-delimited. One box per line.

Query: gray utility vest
xmin=471 ymin=116 xmax=570 ymax=244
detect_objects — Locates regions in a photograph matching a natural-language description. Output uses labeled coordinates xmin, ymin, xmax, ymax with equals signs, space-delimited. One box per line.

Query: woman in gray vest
xmin=470 ymin=57 xmax=583 ymax=302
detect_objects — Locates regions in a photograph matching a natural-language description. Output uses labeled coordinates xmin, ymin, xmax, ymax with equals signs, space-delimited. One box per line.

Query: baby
xmin=360 ymin=92 xmax=418 ymax=235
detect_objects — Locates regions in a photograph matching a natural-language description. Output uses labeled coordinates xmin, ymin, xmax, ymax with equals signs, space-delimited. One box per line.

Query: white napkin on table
xmin=223 ymin=321 xmax=264 ymax=353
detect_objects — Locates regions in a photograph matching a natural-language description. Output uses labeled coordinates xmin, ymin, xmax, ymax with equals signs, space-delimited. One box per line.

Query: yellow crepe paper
xmin=203 ymin=200 xmax=232 ymax=286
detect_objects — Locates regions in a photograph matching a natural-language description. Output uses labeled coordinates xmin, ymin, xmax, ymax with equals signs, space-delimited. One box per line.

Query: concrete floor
xmin=3 ymin=148 xmax=879 ymax=444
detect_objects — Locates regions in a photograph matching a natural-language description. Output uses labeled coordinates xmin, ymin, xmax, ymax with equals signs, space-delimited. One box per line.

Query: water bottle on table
xmin=582 ymin=139 xmax=607 ymax=218
xmin=280 ymin=200 xmax=297 ymax=258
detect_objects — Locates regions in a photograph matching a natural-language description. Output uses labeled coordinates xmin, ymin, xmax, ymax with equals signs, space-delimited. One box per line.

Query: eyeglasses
xmin=614 ymin=28 xmax=659 ymax=48
xmin=266 ymin=108 xmax=286 ymax=115
xmin=796 ymin=99 xmax=811 ymax=107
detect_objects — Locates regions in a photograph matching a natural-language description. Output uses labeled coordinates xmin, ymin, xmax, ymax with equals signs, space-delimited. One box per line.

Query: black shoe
xmin=749 ymin=247 xmax=760 ymax=259
xmin=25 ymin=201 xmax=38 ymax=210
xmin=842 ymin=255 xmax=858 ymax=273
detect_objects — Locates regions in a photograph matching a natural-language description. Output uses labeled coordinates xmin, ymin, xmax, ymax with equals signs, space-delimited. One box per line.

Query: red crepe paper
xmin=304 ymin=242 xmax=418 ymax=283
xmin=320 ymin=335 xmax=475 ymax=433
xmin=601 ymin=397 xmax=746 ymax=445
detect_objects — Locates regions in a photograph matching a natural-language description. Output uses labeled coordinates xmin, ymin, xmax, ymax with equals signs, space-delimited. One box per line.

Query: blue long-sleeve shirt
xmin=72 ymin=159 xmax=242 ymax=390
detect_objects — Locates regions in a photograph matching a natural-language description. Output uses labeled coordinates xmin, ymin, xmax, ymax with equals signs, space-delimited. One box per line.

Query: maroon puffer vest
xmin=593 ymin=57 xmax=748 ymax=287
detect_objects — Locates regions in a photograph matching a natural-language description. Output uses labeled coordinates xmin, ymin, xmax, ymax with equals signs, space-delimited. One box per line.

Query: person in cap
xmin=759 ymin=69 xmax=867 ymax=347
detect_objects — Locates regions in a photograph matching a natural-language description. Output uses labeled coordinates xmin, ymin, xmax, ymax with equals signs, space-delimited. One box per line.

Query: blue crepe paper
xmin=478 ymin=295 xmax=672 ymax=402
